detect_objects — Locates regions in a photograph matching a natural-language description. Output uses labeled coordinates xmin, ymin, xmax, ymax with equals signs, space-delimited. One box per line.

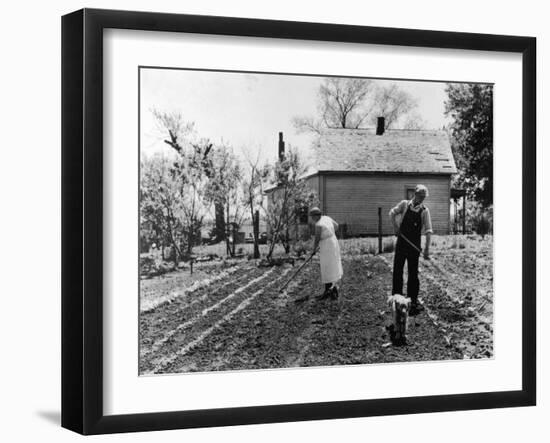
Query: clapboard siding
xmin=304 ymin=174 xmax=320 ymax=199
xmin=319 ymin=173 xmax=451 ymax=235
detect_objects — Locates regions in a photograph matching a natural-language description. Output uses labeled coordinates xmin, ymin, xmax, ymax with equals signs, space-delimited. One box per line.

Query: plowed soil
xmin=140 ymin=239 xmax=492 ymax=375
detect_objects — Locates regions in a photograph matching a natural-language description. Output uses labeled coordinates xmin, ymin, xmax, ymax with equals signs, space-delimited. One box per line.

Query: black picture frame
xmin=61 ymin=8 xmax=536 ymax=435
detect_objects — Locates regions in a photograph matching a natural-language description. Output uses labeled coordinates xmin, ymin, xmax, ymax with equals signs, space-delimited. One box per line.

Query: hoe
xmin=278 ymin=253 xmax=315 ymax=293
xmin=399 ymin=233 xmax=445 ymax=274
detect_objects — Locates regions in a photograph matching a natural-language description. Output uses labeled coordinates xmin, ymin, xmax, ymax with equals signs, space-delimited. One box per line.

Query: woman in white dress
xmin=309 ymin=207 xmax=343 ymax=300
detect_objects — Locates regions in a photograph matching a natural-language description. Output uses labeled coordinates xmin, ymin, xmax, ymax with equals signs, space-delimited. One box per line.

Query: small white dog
xmin=386 ymin=294 xmax=412 ymax=345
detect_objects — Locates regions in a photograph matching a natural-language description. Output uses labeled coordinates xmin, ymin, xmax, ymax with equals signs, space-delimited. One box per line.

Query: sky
xmin=140 ymin=68 xmax=451 ymax=167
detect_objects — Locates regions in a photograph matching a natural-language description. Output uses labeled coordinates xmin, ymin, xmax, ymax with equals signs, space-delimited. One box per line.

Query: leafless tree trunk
xmin=214 ymin=202 xmax=225 ymax=242
xmin=253 ymin=210 xmax=260 ymax=259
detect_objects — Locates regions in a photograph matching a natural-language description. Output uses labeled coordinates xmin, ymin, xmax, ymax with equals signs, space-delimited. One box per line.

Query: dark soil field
xmin=139 ymin=235 xmax=493 ymax=375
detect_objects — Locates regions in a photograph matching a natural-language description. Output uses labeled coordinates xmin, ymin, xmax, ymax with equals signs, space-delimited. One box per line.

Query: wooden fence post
xmin=462 ymin=196 xmax=467 ymax=234
xmin=253 ymin=210 xmax=260 ymax=259
xmin=378 ymin=207 xmax=382 ymax=254
xmin=232 ymin=223 xmax=237 ymax=255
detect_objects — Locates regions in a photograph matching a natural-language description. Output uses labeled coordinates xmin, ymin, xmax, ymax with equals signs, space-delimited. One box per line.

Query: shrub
xmin=140 ymin=254 xmax=173 ymax=277
xmin=473 ymin=214 xmax=491 ymax=238
xmin=292 ymin=240 xmax=309 ymax=257
xmin=467 ymin=203 xmax=493 ymax=237
xmin=356 ymin=240 xmax=376 ymax=255
xmin=450 ymin=236 xmax=465 ymax=249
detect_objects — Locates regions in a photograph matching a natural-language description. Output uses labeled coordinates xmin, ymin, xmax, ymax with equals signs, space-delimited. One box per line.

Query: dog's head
xmin=387 ymin=294 xmax=411 ymax=345
xmin=387 ymin=294 xmax=411 ymax=313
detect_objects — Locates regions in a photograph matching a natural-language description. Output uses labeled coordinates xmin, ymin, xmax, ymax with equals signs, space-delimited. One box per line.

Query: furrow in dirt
xmin=140 ymin=264 xmax=242 ymax=313
xmin=298 ymin=255 xmax=460 ymax=366
xmin=139 ymin=236 xmax=493 ymax=376
xmin=428 ymin=250 xmax=493 ymax=289
xmin=140 ymin=266 xmax=261 ymax=351
xmin=145 ymin=267 xmax=292 ymax=374
xmin=141 ymin=268 xmax=282 ymax=372
xmin=156 ymin=255 xmax=460 ymax=374
xmin=143 ymin=265 xmax=256 ymax=316
xmin=419 ymin=254 xmax=493 ymax=359
xmin=165 ymin=264 xmax=317 ymax=373
xmin=140 ymin=268 xmax=276 ymax=361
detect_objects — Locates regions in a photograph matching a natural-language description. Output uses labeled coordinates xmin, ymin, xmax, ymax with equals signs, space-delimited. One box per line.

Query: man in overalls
xmin=389 ymin=185 xmax=433 ymax=316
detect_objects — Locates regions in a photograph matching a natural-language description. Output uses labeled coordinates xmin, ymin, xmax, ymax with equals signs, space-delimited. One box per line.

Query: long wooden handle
xmin=279 ymin=254 xmax=314 ymax=291
xmin=399 ymin=233 xmax=444 ymax=274
xmin=399 ymin=233 xmax=422 ymax=253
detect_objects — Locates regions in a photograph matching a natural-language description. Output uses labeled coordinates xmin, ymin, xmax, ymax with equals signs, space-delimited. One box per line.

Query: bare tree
xmin=291 ymin=115 xmax=324 ymax=135
xmin=293 ymin=78 xmax=374 ymax=133
xmin=293 ymin=78 xmax=419 ymax=138
xmin=175 ymin=146 xmax=209 ymax=270
xmin=241 ymin=148 xmax=269 ymax=259
xmin=141 ymin=154 xmax=187 ymax=269
xmin=262 ymin=146 xmax=317 ymax=260
xmin=204 ymin=143 xmax=245 ymax=257
xmin=319 ymin=78 xmax=374 ymax=128
xmin=151 ymin=109 xmax=195 ymax=153
xmin=152 ymin=109 xmax=226 ymax=242
xmin=370 ymin=84 xmax=418 ymax=129
xmin=402 ymin=111 xmax=428 ymax=130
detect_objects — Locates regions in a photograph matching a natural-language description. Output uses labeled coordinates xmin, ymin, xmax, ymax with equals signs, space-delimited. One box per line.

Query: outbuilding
xmin=302 ymin=121 xmax=457 ymax=236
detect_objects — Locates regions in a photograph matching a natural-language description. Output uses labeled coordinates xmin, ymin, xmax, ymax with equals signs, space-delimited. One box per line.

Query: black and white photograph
xmin=138 ymin=68 xmax=494 ymax=375
xmin=1 ymin=0 xmax=545 ymax=439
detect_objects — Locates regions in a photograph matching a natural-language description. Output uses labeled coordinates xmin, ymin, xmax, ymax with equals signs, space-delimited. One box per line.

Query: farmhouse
xmin=302 ymin=121 xmax=457 ymax=236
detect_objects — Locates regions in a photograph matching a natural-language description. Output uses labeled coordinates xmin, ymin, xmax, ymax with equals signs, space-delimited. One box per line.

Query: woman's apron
xmin=317 ymin=216 xmax=343 ymax=284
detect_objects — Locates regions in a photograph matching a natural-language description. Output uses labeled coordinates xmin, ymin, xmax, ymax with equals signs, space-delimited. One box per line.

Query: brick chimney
xmin=376 ymin=117 xmax=385 ymax=135
xmin=278 ymin=132 xmax=285 ymax=161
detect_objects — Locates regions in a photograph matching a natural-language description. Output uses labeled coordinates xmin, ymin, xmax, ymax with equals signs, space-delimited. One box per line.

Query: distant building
xmin=240 ymin=219 xmax=268 ymax=241
xmin=303 ymin=122 xmax=457 ymax=235
xmin=267 ymin=120 xmax=458 ymax=237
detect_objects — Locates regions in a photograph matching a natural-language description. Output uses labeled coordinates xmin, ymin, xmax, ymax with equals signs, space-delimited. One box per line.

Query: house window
xmin=405 ymin=186 xmax=416 ymax=200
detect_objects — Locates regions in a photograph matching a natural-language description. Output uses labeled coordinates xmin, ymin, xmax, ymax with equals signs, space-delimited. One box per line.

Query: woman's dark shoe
xmin=330 ymin=286 xmax=339 ymax=300
xmin=317 ymin=290 xmax=331 ymax=300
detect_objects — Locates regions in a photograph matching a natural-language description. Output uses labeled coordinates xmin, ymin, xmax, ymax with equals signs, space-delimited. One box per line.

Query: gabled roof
xmin=263 ymin=170 xmax=317 ymax=194
xmin=313 ymin=128 xmax=457 ymax=174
